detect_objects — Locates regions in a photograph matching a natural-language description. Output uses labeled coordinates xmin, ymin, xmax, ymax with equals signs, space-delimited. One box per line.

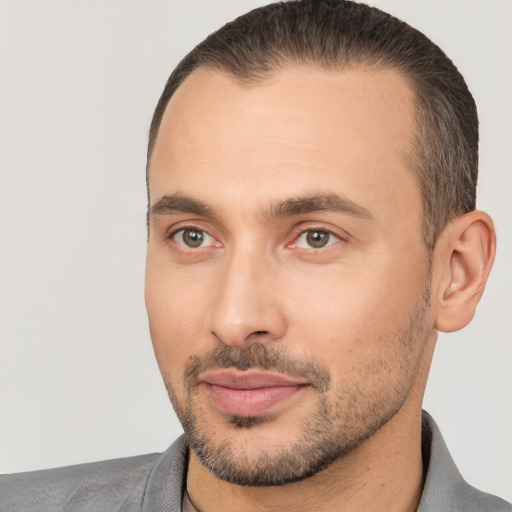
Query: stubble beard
xmin=162 ymin=286 xmax=432 ymax=487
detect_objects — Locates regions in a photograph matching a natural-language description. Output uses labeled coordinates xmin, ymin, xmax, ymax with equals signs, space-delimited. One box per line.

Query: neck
xmin=186 ymin=402 xmax=425 ymax=512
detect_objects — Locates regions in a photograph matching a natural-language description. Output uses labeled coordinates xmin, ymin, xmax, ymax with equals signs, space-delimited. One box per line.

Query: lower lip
xmin=205 ymin=383 xmax=305 ymax=417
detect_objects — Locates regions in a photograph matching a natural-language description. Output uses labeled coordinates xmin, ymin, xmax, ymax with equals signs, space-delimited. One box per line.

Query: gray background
xmin=1 ymin=0 xmax=511 ymax=502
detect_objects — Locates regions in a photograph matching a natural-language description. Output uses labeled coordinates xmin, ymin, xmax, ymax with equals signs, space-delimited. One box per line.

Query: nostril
xmin=254 ymin=331 xmax=268 ymax=336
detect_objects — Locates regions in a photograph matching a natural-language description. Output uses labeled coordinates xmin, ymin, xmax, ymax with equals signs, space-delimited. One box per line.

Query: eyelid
xmin=297 ymin=229 xmax=339 ymax=248
xmin=288 ymin=224 xmax=348 ymax=247
xmin=166 ymin=222 xmax=221 ymax=249
xmin=174 ymin=228 xmax=216 ymax=248
xmin=164 ymin=220 xmax=213 ymax=240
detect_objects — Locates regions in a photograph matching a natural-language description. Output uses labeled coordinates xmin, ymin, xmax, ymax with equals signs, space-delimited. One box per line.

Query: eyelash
xmin=168 ymin=225 xmax=343 ymax=251
xmin=291 ymin=227 xmax=341 ymax=250
xmin=168 ymin=226 xmax=218 ymax=249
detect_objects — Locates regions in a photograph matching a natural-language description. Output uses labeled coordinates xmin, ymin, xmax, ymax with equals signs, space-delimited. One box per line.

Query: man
xmin=1 ymin=1 xmax=510 ymax=510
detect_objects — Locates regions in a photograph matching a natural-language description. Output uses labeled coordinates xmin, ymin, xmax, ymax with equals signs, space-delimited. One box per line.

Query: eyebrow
xmin=150 ymin=194 xmax=215 ymax=218
xmin=149 ymin=192 xmax=373 ymax=222
xmin=263 ymin=193 xmax=374 ymax=221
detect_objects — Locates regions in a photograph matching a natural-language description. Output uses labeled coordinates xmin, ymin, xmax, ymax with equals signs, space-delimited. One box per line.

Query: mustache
xmin=184 ymin=342 xmax=331 ymax=393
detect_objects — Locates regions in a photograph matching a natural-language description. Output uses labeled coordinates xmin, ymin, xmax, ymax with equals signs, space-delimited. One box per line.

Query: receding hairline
xmin=147 ymin=58 xmax=421 ymax=168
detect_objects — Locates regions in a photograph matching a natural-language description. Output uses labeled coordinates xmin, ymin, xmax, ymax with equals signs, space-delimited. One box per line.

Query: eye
xmin=295 ymin=229 xmax=339 ymax=249
xmin=173 ymin=228 xmax=216 ymax=249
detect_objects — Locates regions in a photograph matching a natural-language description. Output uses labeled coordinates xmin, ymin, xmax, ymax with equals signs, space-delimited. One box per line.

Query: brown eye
xmin=174 ymin=228 xmax=213 ymax=248
xmin=306 ymin=230 xmax=329 ymax=248
xmin=296 ymin=230 xmax=338 ymax=249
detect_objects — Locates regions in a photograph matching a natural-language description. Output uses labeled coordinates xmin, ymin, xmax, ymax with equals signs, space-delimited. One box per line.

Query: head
xmin=144 ymin=0 xmax=495 ymax=487
xmin=147 ymin=0 xmax=480 ymax=251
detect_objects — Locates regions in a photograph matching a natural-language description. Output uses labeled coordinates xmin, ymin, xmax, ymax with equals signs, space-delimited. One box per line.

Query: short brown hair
xmin=147 ymin=0 xmax=478 ymax=249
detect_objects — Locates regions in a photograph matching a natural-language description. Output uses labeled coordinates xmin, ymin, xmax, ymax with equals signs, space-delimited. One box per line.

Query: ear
xmin=433 ymin=210 xmax=496 ymax=333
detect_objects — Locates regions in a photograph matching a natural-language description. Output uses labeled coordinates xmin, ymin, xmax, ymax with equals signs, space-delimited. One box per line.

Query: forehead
xmin=148 ymin=65 xmax=420 ymax=226
xmin=154 ymin=65 xmax=416 ymax=152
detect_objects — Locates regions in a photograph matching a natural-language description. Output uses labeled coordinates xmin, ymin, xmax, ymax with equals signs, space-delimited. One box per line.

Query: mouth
xmin=200 ymin=369 xmax=308 ymax=417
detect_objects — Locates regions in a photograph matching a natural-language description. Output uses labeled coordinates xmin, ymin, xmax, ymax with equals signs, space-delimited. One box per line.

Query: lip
xmin=201 ymin=369 xmax=308 ymax=417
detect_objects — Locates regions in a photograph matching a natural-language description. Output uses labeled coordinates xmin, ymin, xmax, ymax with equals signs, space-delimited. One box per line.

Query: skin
xmin=145 ymin=66 xmax=495 ymax=512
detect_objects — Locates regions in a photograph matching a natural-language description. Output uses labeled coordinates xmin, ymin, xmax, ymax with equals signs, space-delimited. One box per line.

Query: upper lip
xmin=200 ymin=369 xmax=307 ymax=389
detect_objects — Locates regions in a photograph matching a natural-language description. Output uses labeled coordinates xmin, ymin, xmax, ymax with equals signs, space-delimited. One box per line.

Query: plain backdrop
xmin=1 ymin=0 xmax=511 ymax=502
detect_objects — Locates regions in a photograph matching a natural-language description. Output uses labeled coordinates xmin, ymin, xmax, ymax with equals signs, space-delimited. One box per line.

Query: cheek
xmin=145 ymin=259 xmax=213 ymax=376
xmin=284 ymin=254 xmax=427 ymax=367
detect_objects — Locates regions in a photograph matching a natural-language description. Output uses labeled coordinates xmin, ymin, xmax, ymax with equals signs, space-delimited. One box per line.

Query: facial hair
xmin=163 ymin=285 xmax=432 ymax=487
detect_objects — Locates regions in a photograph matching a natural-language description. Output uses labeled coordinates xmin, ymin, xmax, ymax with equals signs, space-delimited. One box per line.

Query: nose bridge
xmin=208 ymin=241 xmax=286 ymax=346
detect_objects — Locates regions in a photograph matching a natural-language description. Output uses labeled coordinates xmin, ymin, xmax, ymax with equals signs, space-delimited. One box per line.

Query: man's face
xmin=145 ymin=66 xmax=435 ymax=485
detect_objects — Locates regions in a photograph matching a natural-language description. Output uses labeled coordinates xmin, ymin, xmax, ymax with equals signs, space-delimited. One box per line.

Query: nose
xmin=208 ymin=249 xmax=288 ymax=347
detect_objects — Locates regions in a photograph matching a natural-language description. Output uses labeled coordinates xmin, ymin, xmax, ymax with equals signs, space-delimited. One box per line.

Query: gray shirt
xmin=1 ymin=412 xmax=510 ymax=511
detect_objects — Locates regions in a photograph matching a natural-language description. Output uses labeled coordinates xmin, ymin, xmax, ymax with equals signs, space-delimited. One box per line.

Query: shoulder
xmin=0 ymin=437 xmax=188 ymax=512
xmin=458 ymin=484 xmax=512 ymax=512
xmin=0 ymin=453 xmax=160 ymax=512
xmin=419 ymin=411 xmax=511 ymax=512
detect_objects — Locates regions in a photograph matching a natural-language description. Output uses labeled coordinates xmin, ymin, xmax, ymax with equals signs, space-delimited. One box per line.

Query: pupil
xmin=306 ymin=230 xmax=328 ymax=248
xmin=184 ymin=229 xmax=203 ymax=248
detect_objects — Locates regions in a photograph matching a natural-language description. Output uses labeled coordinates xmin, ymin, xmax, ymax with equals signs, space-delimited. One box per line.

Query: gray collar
xmin=417 ymin=411 xmax=510 ymax=511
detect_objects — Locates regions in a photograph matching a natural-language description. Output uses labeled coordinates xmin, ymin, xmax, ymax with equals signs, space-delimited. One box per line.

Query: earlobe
xmin=433 ymin=210 xmax=496 ymax=333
